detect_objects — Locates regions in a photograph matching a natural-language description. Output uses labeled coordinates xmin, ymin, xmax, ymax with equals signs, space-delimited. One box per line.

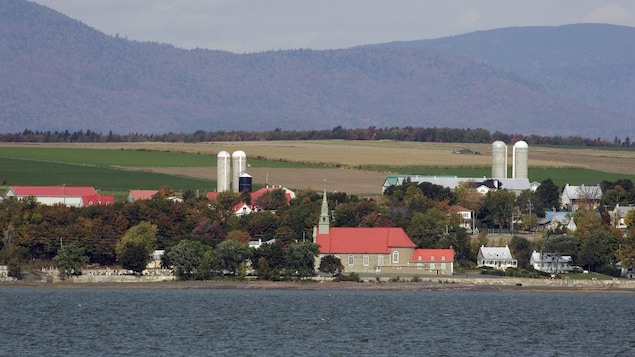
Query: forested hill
xmin=1 ymin=0 xmax=634 ymax=139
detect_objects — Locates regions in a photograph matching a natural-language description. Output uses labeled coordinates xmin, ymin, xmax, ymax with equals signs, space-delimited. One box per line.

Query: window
xmin=431 ymin=256 xmax=435 ymax=261
xmin=430 ymin=262 xmax=435 ymax=269
xmin=378 ymin=254 xmax=384 ymax=266
xmin=392 ymin=251 xmax=399 ymax=264
xmin=363 ymin=254 xmax=369 ymax=266
xmin=348 ymin=255 xmax=354 ymax=266
xmin=416 ymin=263 xmax=422 ymax=270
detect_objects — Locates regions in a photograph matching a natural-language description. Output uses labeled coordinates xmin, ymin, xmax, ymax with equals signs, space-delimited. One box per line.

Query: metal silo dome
xmin=512 ymin=141 xmax=529 ymax=179
xmin=216 ymin=151 xmax=231 ymax=192
xmin=231 ymin=150 xmax=247 ymax=192
xmin=491 ymin=141 xmax=508 ymax=179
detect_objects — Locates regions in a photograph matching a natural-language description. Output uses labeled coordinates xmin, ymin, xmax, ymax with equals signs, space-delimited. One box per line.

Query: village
xmin=2 ymin=141 xmax=634 ymax=288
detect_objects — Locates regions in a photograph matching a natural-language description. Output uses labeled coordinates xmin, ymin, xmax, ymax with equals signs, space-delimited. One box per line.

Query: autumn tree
xmin=116 ymin=221 xmax=158 ymax=273
xmin=285 ymin=241 xmax=319 ymax=278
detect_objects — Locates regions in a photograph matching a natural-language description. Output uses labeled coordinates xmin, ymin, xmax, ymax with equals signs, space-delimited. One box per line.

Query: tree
xmin=166 ymin=239 xmax=212 ymax=279
xmin=285 ymin=241 xmax=319 ymax=278
xmin=53 ymin=244 xmax=89 ymax=277
xmin=480 ymin=190 xmax=517 ymax=230
xmin=318 ymin=255 xmax=344 ymax=276
xmin=213 ymin=239 xmax=251 ymax=275
xmin=535 ymin=178 xmax=559 ymax=210
xmin=116 ymin=221 xmax=158 ymax=273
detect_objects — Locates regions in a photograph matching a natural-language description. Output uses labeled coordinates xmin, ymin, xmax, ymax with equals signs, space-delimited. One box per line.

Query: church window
xmin=363 ymin=255 xmax=369 ymax=266
xmin=348 ymin=255 xmax=354 ymax=266
xmin=392 ymin=251 xmax=399 ymax=263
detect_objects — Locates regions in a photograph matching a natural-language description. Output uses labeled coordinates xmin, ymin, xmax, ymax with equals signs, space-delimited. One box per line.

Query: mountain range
xmin=1 ymin=0 xmax=634 ymax=139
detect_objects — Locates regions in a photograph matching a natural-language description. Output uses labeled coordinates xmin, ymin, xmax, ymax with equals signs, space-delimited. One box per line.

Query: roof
xmin=409 ymin=248 xmax=455 ymax=262
xmin=128 ymin=190 xmax=158 ymax=201
xmin=6 ymin=186 xmax=97 ymax=197
xmin=478 ymin=246 xmax=515 ymax=260
xmin=316 ymin=227 xmax=416 ymax=254
xmin=382 ymin=175 xmax=531 ymax=192
xmin=531 ymin=251 xmax=573 ymax=264
xmin=561 ymin=184 xmax=603 ymax=201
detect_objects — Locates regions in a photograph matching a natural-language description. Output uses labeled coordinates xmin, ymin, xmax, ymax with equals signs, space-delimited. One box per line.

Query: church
xmin=313 ymin=190 xmax=454 ymax=276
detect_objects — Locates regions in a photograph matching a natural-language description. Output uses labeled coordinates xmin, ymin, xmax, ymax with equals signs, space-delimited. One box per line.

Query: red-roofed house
xmin=313 ymin=190 xmax=454 ymax=275
xmin=207 ymin=186 xmax=295 ymax=216
xmin=409 ymin=248 xmax=455 ymax=275
xmin=4 ymin=186 xmax=100 ymax=207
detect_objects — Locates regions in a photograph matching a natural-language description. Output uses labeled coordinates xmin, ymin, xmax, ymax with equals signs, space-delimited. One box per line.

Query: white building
xmin=530 ymin=251 xmax=573 ymax=273
xmin=477 ymin=245 xmax=517 ymax=271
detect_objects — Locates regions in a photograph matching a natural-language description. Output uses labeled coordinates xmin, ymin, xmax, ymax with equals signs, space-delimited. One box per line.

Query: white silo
xmin=491 ymin=141 xmax=508 ymax=179
xmin=216 ymin=151 xmax=231 ymax=192
xmin=231 ymin=150 xmax=247 ymax=192
xmin=512 ymin=141 xmax=528 ymax=179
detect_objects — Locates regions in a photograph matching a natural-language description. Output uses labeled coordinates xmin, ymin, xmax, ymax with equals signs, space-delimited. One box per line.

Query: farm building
xmin=4 ymin=186 xmax=113 ymax=207
xmin=382 ymin=175 xmax=531 ymax=195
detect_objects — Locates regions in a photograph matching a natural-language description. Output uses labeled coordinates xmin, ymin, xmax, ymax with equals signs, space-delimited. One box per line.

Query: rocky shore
xmin=3 ymin=276 xmax=635 ymax=293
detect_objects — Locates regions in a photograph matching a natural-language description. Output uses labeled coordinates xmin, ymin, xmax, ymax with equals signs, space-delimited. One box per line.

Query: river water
xmin=1 ymin=288 xmax=633 ymax=356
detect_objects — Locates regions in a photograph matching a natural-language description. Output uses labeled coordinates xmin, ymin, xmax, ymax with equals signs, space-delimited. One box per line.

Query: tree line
xmin=2 ymin=127 xmax=633 ymax=148
xmin=2 ymin=178 xmax=635 ymax=280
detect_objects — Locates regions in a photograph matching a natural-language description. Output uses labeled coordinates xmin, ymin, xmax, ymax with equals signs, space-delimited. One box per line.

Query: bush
xmin=333 ymin=272 xmax=361 ymax=282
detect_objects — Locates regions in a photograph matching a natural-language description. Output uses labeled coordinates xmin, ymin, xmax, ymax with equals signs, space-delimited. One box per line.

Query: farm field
xmin=1 ymin=141 xmax=635 ymax=196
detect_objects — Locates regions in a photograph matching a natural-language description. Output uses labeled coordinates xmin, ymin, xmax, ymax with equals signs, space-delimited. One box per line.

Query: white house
xmin=610 ymin=204 xmax=635 ymax=229
xmin=477 ymin=245 xmax=517 ymax=271
xmin=560 ymin=184 xmax=602 ymax=211
xmin=530 ymin=250 xmax=573 ymax=273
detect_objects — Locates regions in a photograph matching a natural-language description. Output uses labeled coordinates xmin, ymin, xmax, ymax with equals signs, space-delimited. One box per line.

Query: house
xmin=560 ymin=184 xmax=602 ymax=211
xmin=4 ymin=186 xmax=106 ymax=207
xmin=539 ymin=210 xmax=577 ymax=232
xmin=477 ymin=245 xmax=517 ymax=271
xmin=448 ymin=205 xmax=475 ymax=232
xmin=313 ymin=190 xmax=454 ymax=275
xmin=146 ymin=250 xmax=165 ymax=269
xmin=207 ymin=186 xmax=295 ymax=216
xmin=610 ymin=204 xmax=635 ymax=229
xmin=530 ymin=251 xmax=573 ymax=273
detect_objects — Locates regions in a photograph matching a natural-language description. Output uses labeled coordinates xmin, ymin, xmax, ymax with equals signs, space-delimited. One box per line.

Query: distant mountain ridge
xmin=1 ymin=0 xmax=634 ymax=139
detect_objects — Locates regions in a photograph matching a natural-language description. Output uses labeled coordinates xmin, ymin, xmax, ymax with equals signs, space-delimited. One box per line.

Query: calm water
xmin=1 ymin=287 xmax=634 ymax=356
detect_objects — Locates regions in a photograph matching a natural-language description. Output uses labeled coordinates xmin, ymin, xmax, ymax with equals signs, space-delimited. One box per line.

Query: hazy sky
xmin=33 ymin=0 xmax=635 ymax=53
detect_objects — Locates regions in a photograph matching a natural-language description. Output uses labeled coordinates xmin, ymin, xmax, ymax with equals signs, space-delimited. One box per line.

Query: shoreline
xmin=3 ymin=278 xmax=635 ymax=293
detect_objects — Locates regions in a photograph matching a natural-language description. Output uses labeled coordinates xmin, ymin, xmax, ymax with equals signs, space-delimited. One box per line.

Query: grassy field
xmin=1 ymin=141 xmax=635 ymax=197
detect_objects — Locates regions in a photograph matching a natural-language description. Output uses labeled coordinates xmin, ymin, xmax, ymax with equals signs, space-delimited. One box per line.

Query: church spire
xmin=318 ymin=189 xmax=329 ymax=234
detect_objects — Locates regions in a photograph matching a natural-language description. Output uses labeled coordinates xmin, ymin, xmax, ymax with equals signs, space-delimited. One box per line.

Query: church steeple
xmin=318 ymin=189 xmax=329 ymax=234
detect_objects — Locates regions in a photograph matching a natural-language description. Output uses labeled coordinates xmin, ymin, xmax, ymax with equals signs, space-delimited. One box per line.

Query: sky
xmin=33 ymin=0 xmax=635 ymax=53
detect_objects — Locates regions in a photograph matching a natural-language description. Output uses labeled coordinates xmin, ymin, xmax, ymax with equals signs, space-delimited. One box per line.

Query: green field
xmin=2 ymin=145 xmax=635 ymax=199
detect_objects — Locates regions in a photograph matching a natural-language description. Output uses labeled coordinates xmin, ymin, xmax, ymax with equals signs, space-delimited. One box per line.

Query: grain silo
xmin=216 ymin=151 xmax=231 ymax=192
xmin=512 ymin=141 xmax=528 ymax=179
xmin=231 ymin=150 xmax=247 ymax=192
xmin=491 ymin=141 xmax=508 ymax=179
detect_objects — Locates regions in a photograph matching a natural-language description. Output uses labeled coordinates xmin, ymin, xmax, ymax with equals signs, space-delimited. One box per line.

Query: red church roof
xmin=409 ymin=248 xmax=455 ymax=262
xmin=316 ymin=227 xmax=416 ymax=254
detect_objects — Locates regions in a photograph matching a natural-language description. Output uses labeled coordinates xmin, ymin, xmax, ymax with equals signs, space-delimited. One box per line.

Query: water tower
xmin=216 ymin=151 xmax=231 ymax=192
xmin=491 ymin=141 xmax=507 ymax=179
xmin=231 ymin=150 xmax=247 ymax=192
xmin=512 ymin=141 xmax=528 ymax=179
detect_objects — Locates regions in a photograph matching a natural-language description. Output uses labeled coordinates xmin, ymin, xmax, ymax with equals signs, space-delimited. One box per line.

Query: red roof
xmin=8 ymin=186 xmax=96 ymax=197
xmin=316 ymin=227 xmax=416 ymax=254
xmin=409 ymin=248 xmax=455 ymax=263
xmin=129 ymin=190 xmax=158 ymax=201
